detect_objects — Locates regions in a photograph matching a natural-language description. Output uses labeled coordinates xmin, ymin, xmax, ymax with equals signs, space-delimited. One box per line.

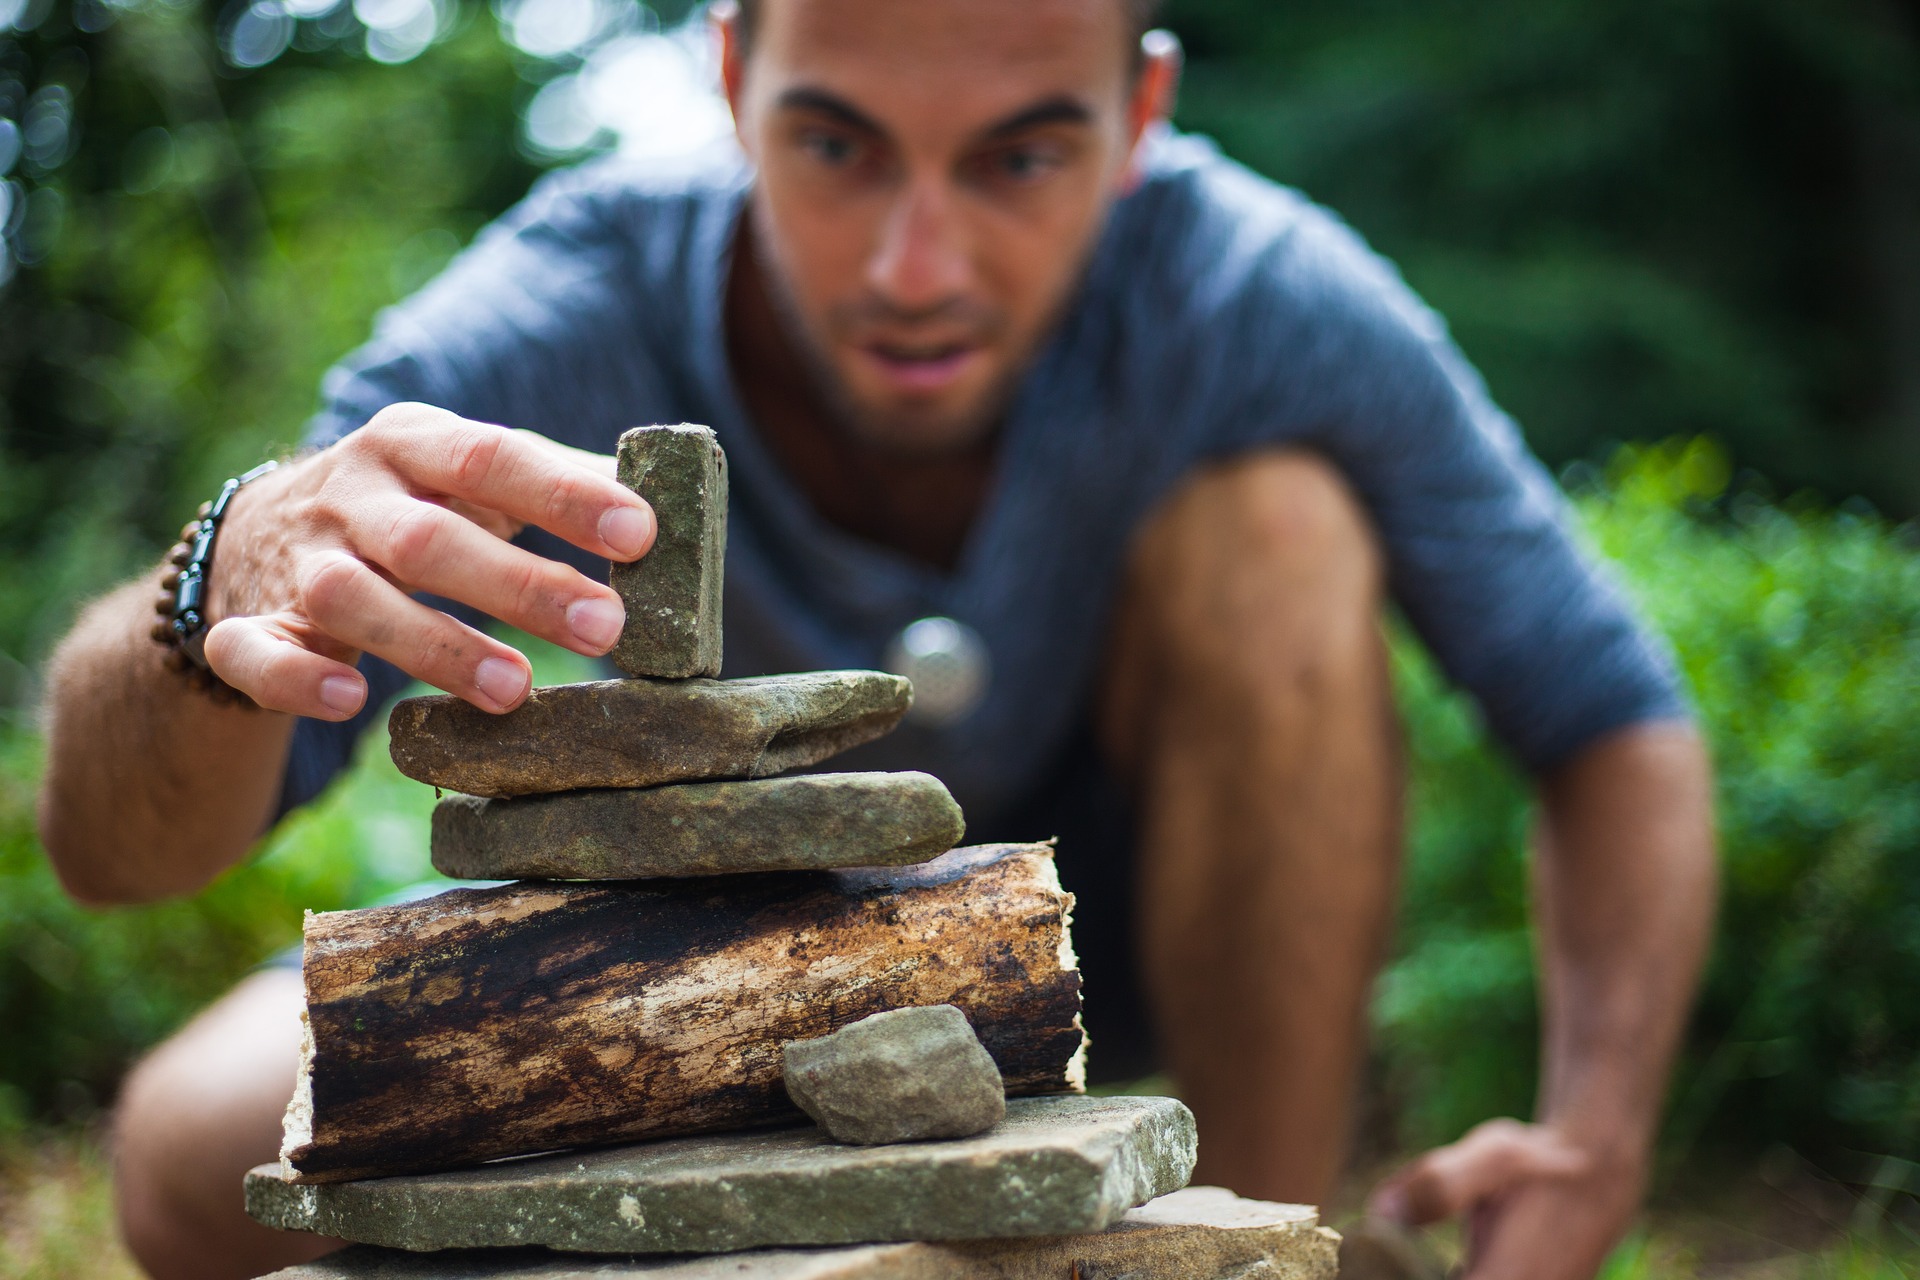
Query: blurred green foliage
xmin=1166 ymin=0 xmax=1920 ymax=515
xmin=1378 ymin=439 xmax=1920 ymax=1170
xmin=0 ymin=0 xmax=539 ymax=668
xmin=0 ymin=635 xmax=594 ymax=1129
xmin=1 ymin=0 xmax=1918 ymax=1192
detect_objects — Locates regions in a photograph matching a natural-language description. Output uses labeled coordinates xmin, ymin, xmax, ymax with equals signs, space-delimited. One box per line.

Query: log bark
xmin=283 ymin=844 xmax=1084 ymax=1183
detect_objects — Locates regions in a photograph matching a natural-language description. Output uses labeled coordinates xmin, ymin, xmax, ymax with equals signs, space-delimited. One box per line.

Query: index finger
xmin=514 ymin=429 xmax=618 ymax=481
xmin=371 ymin=407 xmax=654 ymax=561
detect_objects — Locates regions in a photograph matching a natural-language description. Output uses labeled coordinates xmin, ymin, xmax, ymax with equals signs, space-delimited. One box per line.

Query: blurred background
xmin=2 ymin=0 xmax=1920 ymax=1274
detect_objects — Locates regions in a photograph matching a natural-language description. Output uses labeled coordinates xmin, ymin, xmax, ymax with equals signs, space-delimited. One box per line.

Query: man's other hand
xmin=1367 ymin=1117 xmax=1644 ymax=1280
xmin=204 ymin=404 xmax=654 ymax=719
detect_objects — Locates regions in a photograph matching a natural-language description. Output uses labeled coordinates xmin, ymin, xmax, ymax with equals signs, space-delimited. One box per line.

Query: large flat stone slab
xmin=611 ymin=425 xmax=726 ymax=679
xmin=259 ymin=1187 xmax=1337 ymax=1279
xmin=249 ymin=1096 xmax=1195 ymax=1257
xmin=388 ymin=672 xmax=912 ymax=799
xmin=430 ymin=771 xmax=964 ymax=880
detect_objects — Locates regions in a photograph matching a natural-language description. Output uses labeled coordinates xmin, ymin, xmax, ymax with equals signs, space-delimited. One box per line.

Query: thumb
xmin=204 ymin=614 xmax=367 ymax=720
xmin=1370 ymin=1119 xmax=1592 ymax=1227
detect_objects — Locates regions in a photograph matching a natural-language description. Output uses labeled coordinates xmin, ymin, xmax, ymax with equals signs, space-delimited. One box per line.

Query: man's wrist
xmin=1535 ymin=1100 xmax=1658 ymax=1176
xmin=150 ymin=458 xmax=284 ymax=703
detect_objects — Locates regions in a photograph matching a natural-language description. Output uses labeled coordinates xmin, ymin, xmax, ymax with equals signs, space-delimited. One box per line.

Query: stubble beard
xmin=748 ymin=213 xmax=1030 ymax=460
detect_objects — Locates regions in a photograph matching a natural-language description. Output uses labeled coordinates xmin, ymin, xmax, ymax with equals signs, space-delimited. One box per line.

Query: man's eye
xmin=801 ymin=131 xmax=860 ymax=167
xmin=984 ymin=145 xmax=1063 ymax=184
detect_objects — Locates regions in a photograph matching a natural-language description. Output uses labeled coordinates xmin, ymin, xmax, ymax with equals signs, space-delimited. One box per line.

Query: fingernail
xmin=474 ymin=657 xmax=529 ymax=710
xmin=1371 ymin=1188 xmax=1410 ymax=1223
xmin=566 ymin=596 xmax=624 ymax=652
xmin=319 ymin=675 xmax=365 ymax=717
xmin=599 ymin=504 xmax=653 ymax=559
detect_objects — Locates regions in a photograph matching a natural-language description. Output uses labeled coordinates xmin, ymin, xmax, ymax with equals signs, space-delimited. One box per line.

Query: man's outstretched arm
xmin=37 ymin=405 xmax=653 ymax=905
xmin=1372 ymin=719 xmax=1718 ymax=1279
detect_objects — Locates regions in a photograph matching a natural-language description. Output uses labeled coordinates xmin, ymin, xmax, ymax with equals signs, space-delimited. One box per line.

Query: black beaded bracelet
xmin=150 ymin=459 xmax=280 ymax=703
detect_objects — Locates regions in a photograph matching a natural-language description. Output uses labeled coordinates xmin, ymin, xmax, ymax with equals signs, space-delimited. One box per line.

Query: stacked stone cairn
xmin=243 ymin=426 xmax=1339 ymax=1279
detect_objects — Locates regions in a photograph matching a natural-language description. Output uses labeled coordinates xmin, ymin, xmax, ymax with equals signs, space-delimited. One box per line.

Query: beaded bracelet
xmin=150 ymin=459 xmax=280 ymax=704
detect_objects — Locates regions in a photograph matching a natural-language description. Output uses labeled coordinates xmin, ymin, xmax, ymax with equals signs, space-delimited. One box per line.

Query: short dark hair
xmin=731 ymin=0 xmax=1167 ymax=53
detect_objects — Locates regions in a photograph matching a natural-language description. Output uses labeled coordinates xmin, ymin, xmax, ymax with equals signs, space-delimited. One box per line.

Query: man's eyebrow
xmin=980 ymin=96 xmax=1094 ymax=139
xmin=771 ymin=88 xmax=1095 ymax=142
xmin=774 ymin=87 xmax=886 ymax=136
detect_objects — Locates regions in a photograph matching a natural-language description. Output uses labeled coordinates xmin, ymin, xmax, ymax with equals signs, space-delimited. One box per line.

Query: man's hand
xmin=1368 ymin=1118 xmax=1644 ymax=1279
xmin=205 ymin=403 xmax=654 ymax=719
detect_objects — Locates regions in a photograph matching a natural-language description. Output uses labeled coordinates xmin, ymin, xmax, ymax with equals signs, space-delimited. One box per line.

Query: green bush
xmin=1379 ymin=438 xmax=1920 ymax=1164
xmin=0 ymin=636 xmax=593 ymax=1120
xmin=0 ymin=710 xmax=432 ymax=1119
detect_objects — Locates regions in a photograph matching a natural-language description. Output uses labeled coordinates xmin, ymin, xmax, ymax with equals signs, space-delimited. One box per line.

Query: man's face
xmin=722 ymin=0 xmax=1168 ymax=456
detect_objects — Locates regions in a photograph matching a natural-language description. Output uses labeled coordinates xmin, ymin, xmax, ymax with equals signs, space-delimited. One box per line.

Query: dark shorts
xmin=967 ymin=723 xmax=1157 ymax=1085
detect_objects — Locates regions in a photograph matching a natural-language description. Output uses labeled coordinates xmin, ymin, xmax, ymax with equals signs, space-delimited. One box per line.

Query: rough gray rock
xmin=257 ymin=1187 xmax=1337 ymax=1279
xmin=387 ymin=672 xmax=912 ymax=798
xmin=783 ymin=1005 xmax=1005 ymax=1145
xmin=430 ymin=772 xmax=964 ymax=880
xmin=246 ymin=1095 xmax=1197 ymax=1256
xmin=610 ymin=425 xmax=726 ymax=679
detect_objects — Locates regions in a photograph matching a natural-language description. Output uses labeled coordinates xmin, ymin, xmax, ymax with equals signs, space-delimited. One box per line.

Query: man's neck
xmin=723 ymin=221 xmax=998 ymax=573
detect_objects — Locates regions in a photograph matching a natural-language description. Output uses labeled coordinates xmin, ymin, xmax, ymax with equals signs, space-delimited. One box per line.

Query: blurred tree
xmin=0 ymin=0 xmax=537 ymax=674
xmin=1166 ymin=0 xmax=1920 ymax=514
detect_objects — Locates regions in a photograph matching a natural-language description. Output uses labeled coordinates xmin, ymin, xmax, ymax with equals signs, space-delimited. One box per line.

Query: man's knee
xmin=114 ymin=969 xmax=309 ymax=1280
xmin=1107 ymin=448 xmax=1386 ymax=746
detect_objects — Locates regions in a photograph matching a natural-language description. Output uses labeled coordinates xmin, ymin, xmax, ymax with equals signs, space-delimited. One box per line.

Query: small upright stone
xmin=784 ymin=1005 xmax=1006 ymax=1146
xmin=612 ymin=425 xmax=726 ymax=678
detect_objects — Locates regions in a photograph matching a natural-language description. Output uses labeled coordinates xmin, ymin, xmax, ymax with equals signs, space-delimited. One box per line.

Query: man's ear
xmin=712 ymin=0 xmax=752 ymax=153
xmin=1119 ymin=29 xmax=1182 ymax=195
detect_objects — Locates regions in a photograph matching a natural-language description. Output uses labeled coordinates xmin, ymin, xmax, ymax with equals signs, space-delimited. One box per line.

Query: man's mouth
xmin=856 ymin=340 xmax=982 ymax=396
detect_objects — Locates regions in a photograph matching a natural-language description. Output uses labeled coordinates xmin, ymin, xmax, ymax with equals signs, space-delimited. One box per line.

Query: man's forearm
xmin=1533 ymin=720 xmax=1717 ymax=1160
xmin=37 ymin=575 xmax=295 ymax=904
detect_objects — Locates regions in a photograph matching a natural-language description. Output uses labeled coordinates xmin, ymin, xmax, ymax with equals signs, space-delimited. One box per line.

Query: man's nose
xmin=865 ymin=178 xmax=973 ymax=314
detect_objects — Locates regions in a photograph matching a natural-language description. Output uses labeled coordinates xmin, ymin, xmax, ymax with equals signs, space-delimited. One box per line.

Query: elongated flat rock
xmin=431 ymin=771 xmax=964 ymax=880
xmin=259 ymin=1187 xmax=1337 ymax=1279
xmin=249 ymin=1096 xmax=1195 ymax=1256
xmin=388 ymin=672 xmax=912 ymax=798
xmin=611 ymin=425 xmax=726 ymax=678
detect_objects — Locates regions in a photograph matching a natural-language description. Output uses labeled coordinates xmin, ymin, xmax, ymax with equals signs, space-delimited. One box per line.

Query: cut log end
xmin=278 ymin=1006 xmax=315 ymax=1175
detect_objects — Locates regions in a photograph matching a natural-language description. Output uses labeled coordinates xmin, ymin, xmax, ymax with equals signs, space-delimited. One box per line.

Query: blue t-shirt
xmin=283 ymin=130 xmax=1685 ymax=827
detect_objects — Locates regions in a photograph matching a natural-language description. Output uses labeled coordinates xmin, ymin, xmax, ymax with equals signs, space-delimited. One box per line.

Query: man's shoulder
xmin=1115 ymin=131 xmax=1423 ymax=331
xmin=1095 ymin=130 xmax=1446 ymax=395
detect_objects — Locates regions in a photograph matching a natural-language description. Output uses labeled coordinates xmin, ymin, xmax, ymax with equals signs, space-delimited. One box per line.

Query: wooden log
xmin=282 ymin=844 xmax=1085 ymax=1183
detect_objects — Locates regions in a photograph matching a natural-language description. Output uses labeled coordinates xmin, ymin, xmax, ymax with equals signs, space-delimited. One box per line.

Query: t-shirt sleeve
xmin=1185 ymin=183 xmax=1688 ymax=774
xmin=276 ymin=160 xmax=684 ymax=820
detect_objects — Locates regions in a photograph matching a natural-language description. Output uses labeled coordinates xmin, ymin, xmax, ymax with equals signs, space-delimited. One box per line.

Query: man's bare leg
xmin=115 ymin=968 xmax=340 ymax=1280
xmin=1101 ymin=447 xmax=1403 ymax=1209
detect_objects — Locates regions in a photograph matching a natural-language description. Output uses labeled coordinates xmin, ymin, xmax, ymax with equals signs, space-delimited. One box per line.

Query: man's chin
xmin=830 ymin=376 xmax=1010 ymax=458
xmin=833 ymin=404 xmax=1002 ymax=458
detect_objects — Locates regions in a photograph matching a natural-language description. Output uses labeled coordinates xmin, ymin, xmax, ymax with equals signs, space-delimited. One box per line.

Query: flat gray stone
xmin=431 ymin=771 xmax=964 ymax=880
xmin=784 ymin=1005 xmax=1004 ymax=1145
xmin=611 ymin=425 xmax=726 ymax=679
xmin=258 ymin=1188 xmax=1335 ymax=1279
xmin=388 ymin=672 xmax=912 ymax=799
xmin=247 ymin=1095 xmax=1197 ymax=1257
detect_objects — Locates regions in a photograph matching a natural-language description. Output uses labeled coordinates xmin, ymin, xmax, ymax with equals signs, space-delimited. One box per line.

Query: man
xmin=35 ymin=1 xmax=1717 ymax=1277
